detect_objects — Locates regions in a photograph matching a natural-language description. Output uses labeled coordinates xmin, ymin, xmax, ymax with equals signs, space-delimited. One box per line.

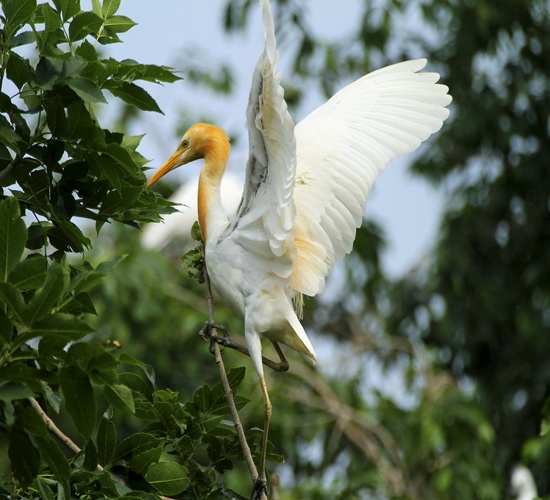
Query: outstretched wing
xmin=290 ymin=59 xmax=452 ymax=295
xmin=227 ymin=0 xmax=297 ymax=277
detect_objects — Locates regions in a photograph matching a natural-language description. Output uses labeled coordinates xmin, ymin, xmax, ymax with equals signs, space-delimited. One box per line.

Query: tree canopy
xmin=0 ymin=0 xmax=549 ymax=499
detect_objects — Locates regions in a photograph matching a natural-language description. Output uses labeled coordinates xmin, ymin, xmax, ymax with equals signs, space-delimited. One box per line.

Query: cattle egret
xmin=147 ymin=0 xmax=451 ymax=493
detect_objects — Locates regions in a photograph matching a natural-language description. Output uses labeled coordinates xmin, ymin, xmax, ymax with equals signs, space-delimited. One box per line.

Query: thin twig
xmin=28 ymin=397 xmax=84 ymax=457
xmin=202 ymin=263 xmax=260 ymax=483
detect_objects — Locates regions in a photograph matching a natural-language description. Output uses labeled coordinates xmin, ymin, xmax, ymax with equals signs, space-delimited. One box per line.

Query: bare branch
xmin=28 ymin=397 xmax=83 ymax=456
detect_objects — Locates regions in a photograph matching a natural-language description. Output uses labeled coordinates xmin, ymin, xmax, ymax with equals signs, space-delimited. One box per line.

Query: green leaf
xmin=66 ymin=100 xmax=95 ymax=139
xmin=75 ymin=40 xmax=98 ymax=61
xmin=9 ymin=429 xmax=40 ymax=487
xmin=103 ymin=15 xmax=136 ymax=34
xmin=227 ymin=367 xmax=246 ymax=390
xmin=91 ymin=0 xmax=102 ymax=17
xmin=34 ymin=477 xmax=56 ymax=500
xmin=105 ymin=383 xmax=135 ymax=413
xmin=42 ymin=3 xmax=62 ymax=32
xmin=36 ymin=56 xmax=64 ymax=89
xmin=9 ymin=255 xmax=48 ymax=290
xmin=0 ymin=282 xmax=27 ymax=324
xmin=0 ymin=382 xmax=35 ymax=402
xmin=104 ymin=142 xmax=139 ymax=174
xmin=0 ymin=308 xmax=12 ymax=345
xmin=3 ymin=0 xmax=37 ymax=36
xmin=115 ymin=432 xmax=163 ymax=461
xmin=145 ymin=462 xmax=190 ymax=496
xmin=0 ymin=124 xmax=21 ymax=153
xmin=69 ymin=11 xmax=104 ymax=41
xmin=0 ymin=197 xmax=27 ymax=282
xmin=47 ymin=220 xmax=91 ymax=252
xmin=119 ymin=352 xmax=156 ymax=385
xmin=102 ymin=0 xmax=121 ymax=18
xmin=191 ymin=221 xmax=203 ymax=242
xmin=65 ymin=341 xmax=104 ymax=368
xmin=96 ymin=415 xmax=116 ymax=465
xmin=105 ymin=81 xmax=162 ymax=113
xmin=0 ymin=364 xmax=44 ymax=393
xmin=59 ymin=366 xmax=96 ymax=439
xmin=129 ymin=445 xmax=163 ymax=475
xmin=119 ymin=372 xmax=152 ymax=398
xmin=83 ymin=439 xmax=99 ymax=470
xmin=67 ymin=77 xmax=107 ymax=103
xmin=51 ymin=0 xmax=79 ymax=21
xmin=27 ymin=262 xmax=66 ymax=325
xmin=6 ymin=52 xmax=31 ymax=89
xmin=34 ymin=436 xmax=71 ymax=498
xmin=25 ymin=313 xmax=95 ymax=341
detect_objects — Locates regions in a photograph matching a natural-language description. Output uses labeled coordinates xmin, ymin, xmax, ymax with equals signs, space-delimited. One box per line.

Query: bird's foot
xmin=250 ymin=478 xmax=268 ymax=500
xmin=199 ymin=321 xmax=236 ymax=354
xmin=199 ymin=321 xmax=229 ymax=341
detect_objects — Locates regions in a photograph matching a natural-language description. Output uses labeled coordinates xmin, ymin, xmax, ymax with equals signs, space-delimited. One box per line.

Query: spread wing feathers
xmin=290 ymin=59 xmax=452 ymax=296
xmin=229 ymin=0 xmax=297 ymax=275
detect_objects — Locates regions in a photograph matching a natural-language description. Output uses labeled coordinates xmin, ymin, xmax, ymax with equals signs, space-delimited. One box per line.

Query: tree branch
xmin=28 ymin=396 xmax=83 ymax=456
xmin=0 ymin=152 xmax=22 ymax=183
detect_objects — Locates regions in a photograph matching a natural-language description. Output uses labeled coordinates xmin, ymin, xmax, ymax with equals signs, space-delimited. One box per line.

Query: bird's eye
xmin=182 ymin=140 xmax=189 ymax=148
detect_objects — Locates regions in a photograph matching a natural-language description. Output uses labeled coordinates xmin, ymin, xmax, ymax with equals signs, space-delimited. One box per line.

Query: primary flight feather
xmin=147 ymin=0 xmax=451 ymax=491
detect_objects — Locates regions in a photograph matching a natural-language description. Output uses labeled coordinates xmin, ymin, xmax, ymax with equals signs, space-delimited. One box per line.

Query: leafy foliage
xmin=0 ymin=1 xmax=258 ymax=498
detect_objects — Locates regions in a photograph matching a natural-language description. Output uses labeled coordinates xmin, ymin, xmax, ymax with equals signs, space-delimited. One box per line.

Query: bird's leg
xmin=251 ymin=374 xmax=271 ymax=499
xmin=200 ymin=322 xmax=290 ymax=373
xmin=269 ymin=341 xmax=289 ymax=372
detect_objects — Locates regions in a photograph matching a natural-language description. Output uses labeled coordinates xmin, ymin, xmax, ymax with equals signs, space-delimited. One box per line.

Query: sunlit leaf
xmin=102 ymin=0 xmax=121 ymax=18
xmin=103 ymin=15 xmax=136 ymax=33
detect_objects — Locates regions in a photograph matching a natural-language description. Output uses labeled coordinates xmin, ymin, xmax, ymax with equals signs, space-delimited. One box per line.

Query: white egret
xmin=147 ymin=0 xmax=451 ymax=493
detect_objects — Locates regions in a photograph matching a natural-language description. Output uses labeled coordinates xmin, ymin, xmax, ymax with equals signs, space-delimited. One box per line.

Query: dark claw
xmin=198 ymin=321 xmax=233 ymax=354
xmin=250 ymin=478 xmax=268 ymax=500
xmin=199 ymin=321 xmax=229 ymax=341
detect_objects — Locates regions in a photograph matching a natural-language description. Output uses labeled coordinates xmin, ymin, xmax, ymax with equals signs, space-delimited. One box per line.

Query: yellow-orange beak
xmin=146 ymin=151 xmax=182 ymax=187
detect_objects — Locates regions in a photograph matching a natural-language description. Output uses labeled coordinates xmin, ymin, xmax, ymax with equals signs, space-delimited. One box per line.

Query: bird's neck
xmin=198 ymin=141 xmax=230 ymax=243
